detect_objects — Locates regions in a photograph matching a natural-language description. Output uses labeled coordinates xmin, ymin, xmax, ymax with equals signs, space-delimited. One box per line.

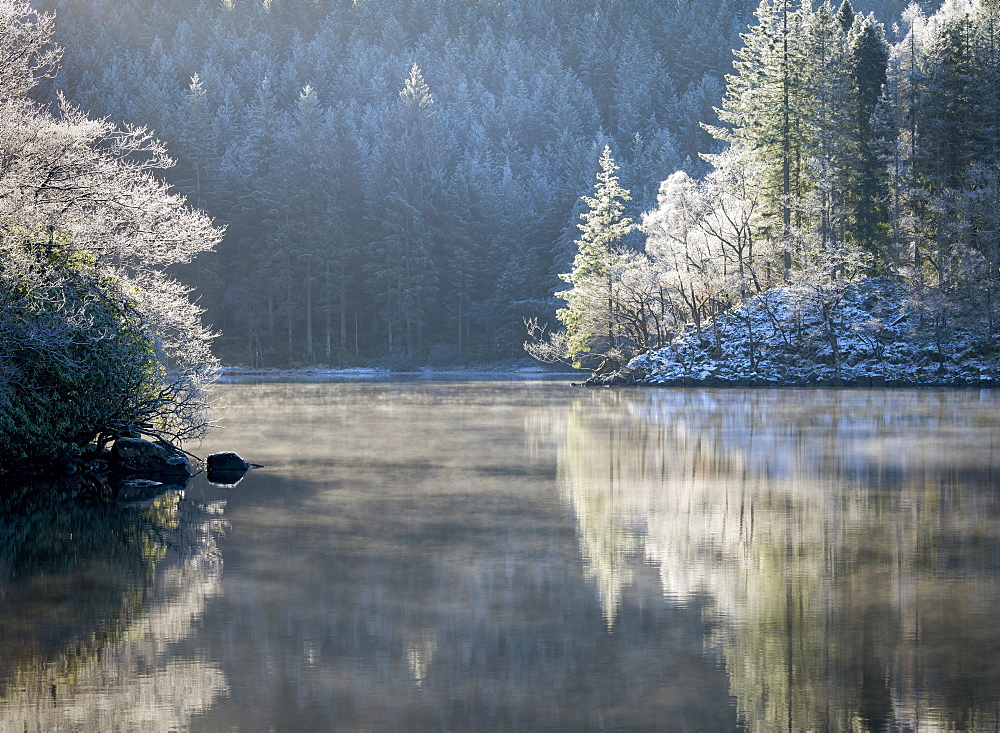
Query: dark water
xmin=3 ymin=382 xmax=1000 ymax=731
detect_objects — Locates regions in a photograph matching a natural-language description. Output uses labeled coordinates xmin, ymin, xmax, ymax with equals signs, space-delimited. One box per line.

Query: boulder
xmin=207 ymin=451 xmax=250 ymax=472
xmin=112 ymin=437 xmax=191 ymax=478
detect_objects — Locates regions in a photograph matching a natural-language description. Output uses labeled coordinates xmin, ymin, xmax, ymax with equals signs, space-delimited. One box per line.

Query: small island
xmin=591 ymin=277 xmax=1000 ymax=387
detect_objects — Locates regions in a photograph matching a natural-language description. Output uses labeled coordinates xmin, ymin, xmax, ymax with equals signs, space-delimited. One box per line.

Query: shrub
xmin=0 ymin=236 xmax=168 ymax=462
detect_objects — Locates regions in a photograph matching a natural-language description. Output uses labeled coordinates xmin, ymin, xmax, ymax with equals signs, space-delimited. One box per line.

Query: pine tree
xmin=803 ymin=1 xmax=854 ymax=258
xmin=910 ymin=2 xmax=980 ymax=281
xmin=836 ymin=0 xmax=856 ymax=32
xmin=709 ymin=0 xmax=813 ymax=276
xmin=179 ymin=73 xmax=214 ymax=210
xmin=918 ymin=6 xmax=978 ymax=193
xmin=970 ymin=0 xmax=1000 ymax=273
xmin=843 ymin=13 xmax=891 ymax=263
xmin=399 ymin=63 xmax=435 ymax=132
xmin=555 ymin=146 xmax=635 ymax=367
xmin=289 ymin=84 xmax=328 ymax=363
xmin=368 ymin=63 xmax=442 ymax=357
xmin=882 ymin=3 xmax=931 ymax=272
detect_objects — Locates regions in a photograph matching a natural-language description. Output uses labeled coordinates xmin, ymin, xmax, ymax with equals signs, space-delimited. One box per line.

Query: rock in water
xmin=206 ymin=452 xmax=253 ymax=488
xmin=112 ymin=437 xmax=191 ymax=478
xmin=207 ymin=452 xmax=250 ymax=471
xmin=206 ymin=469 xmax=247 ymax=488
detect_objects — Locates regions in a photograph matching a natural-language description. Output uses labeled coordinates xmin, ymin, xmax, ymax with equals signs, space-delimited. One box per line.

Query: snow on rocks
xmin=592 ymin=278 xmax=1000 ymax=387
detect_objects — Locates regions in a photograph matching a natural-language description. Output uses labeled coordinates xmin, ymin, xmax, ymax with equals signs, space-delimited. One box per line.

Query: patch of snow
xmin=599 ymin=277 xmax=1000 ymax=387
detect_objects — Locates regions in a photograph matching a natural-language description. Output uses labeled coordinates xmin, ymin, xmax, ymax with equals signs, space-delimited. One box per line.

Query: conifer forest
xmin=38 ymin=0 xmax=994 ymax=372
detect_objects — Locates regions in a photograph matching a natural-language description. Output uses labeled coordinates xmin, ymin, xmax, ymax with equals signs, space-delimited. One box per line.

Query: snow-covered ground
xmin=596 ymin=278 xmax=1000 ymax=386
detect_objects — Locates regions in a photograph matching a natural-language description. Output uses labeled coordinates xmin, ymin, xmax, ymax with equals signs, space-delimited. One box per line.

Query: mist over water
xmin=3 ymin=382 xmax=999 ymax=731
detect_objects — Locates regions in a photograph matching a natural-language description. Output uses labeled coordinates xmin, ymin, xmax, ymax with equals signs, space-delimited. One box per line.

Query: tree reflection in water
xmin=0 ymin=484 xmax=228 ymax=731
xmin=15 ymin=382 xmax=990 ymax=730
xmin=557 ymin=388 xmax=1000 ymax=732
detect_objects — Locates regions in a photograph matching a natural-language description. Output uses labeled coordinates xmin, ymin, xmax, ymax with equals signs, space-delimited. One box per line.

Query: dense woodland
xmin=532 ymin=0 xmax=1000 ymax=376
xmin=39 ymin=0 xmax=943 ymax=366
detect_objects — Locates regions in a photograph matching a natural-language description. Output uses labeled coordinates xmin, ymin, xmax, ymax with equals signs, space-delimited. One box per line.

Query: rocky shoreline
xmin=0 ymin=438 xmax=258 ymax=502
xmin=587 ymin=279 xmax=1000 ymax=389
xmin=587 ymin=370 xmax=999 ymax=388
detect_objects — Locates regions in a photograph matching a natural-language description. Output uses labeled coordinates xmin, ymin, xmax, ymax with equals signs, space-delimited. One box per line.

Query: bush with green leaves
xmin=0 ymin=235 xmax=167 ymax=461
xmin=0 ymin=0 xmax=221 ymax=465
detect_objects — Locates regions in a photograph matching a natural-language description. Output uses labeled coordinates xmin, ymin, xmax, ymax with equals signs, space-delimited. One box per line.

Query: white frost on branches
xmin=0 ymin=0 xmax=223 ymax=453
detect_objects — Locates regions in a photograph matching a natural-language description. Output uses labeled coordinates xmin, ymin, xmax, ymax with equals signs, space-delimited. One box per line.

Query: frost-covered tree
xmin=707 ymin=0 xmax=891 ymax=275
xmin=709 ymin=0 xmax=814 ymax=275
xmin=882 ymin=0 xmax=1000 ymax=288
xmin=643 ymin=165 xmax=765 ymax=348
xmin=553 ymin=146 xmax=636 ymax=368
xmin=0 ymin=0 xmax=222 ymax=462
xmin=0 ymin=0 xmax=58 ymax=100
xmin=642 ymin=171 xmax=717 ymax=337
xmin=399 ymin=63 xmax=435 ymax=131
xmin=841 ymin=10 xmax=891 ymax=261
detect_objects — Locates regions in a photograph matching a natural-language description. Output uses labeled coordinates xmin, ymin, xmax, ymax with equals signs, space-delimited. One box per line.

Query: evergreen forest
xmin=39 ymin=0 xmax=965 ymax=368
xmin=541 ymin=0 xmax=1000 ymax=384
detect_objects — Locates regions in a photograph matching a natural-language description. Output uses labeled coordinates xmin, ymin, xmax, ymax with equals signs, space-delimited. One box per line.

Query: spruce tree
xmin=709 ymin=0 xmax=813 ymax=276
xmin=836 ymin=0 xmax=856 ymax=32
xmin=555 ymin=146 xmax=635 ymax=368
xmin=843 ymin=13 xmax=891 ymax=264
xmin=971 ymin=0 xmax=1000 ymax=272
xmin=913 ymin=5 xmax=979 ymax=281
xmin=803 ymin=1 xmax=854 ymax=258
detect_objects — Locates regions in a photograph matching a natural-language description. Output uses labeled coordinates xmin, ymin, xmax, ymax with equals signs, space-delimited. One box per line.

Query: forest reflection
xmin=557 ymin=388 xmax=1000 ymax=732
xmin=179 ymin=380 xmax=737 ymax=730
xmin=12 ymin=383 xmax=994 ymax=730
xmin=0 ymin=487 xmax=228 ymax=731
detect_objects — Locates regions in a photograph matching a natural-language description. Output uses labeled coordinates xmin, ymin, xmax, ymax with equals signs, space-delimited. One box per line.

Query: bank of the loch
xmin=587 ymin=278 xmax=1000 ymax=388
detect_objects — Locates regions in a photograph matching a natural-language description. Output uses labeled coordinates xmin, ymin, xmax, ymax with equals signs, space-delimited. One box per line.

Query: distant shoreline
xmin=584 ymin=374 xmax=1000 ymax=389
xmin=214 ymin=363 xmax=578 ymax=381
xmin=213 ymin=365 xmax=999 ymax=388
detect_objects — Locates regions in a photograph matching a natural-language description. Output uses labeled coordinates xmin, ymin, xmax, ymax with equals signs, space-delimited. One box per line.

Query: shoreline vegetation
xmin=587 ymin=277 xmax=1000 ymax=388
xmin=0 ymin=1 xmax=220 ymax=477
xmin=526 ymin=2 xmax=1000 ymax=386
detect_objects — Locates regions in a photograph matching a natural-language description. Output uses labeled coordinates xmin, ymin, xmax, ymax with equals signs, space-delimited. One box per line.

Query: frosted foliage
xmin=0 ymin=97 xmax=220 ymax=269
xmin=640 ymin=158 xmax=770 ymax=339
xmin=0 ymin=0 xmax=58 ymax=99
xmin=552 ymin=147 xmax=636 ymax=366
xmin=399 ymin=64 xmax=435 ymax=125
xmin=0 ymin=0 xmax=222 ymax=449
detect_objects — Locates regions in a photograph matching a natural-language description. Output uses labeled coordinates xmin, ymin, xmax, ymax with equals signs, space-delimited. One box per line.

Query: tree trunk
xmin=305 ymin=262 xmax=314 ymax=362
xmin=782 ymin=0 xmax=793 ymax=278
xmin=339 ymin=275 xmax=347 ymax=362
xmin=325 ymin=271 xmax=332 ymax=366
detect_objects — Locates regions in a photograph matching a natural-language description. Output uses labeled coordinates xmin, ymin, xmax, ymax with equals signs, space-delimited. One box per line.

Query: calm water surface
xmin=3 ymin=382 xmax=1000 ymax=731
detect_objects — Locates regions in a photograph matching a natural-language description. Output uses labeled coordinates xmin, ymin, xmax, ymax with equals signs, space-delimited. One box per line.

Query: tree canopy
xmin=534 ymin=0 xmax=999 ymax=378
xmin=0 ymin=0 xmax=222 ymax=462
